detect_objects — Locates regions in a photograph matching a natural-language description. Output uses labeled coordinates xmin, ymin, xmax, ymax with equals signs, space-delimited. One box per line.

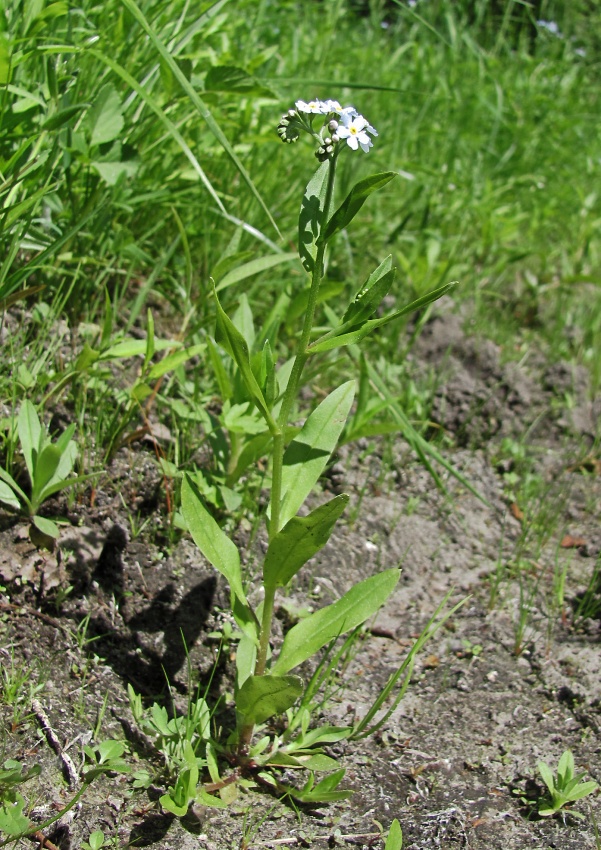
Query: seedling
xmin=537 ymin=750 xmax=598 ymax=819
xmin=0 ymin=400 xmax=87 ymax=542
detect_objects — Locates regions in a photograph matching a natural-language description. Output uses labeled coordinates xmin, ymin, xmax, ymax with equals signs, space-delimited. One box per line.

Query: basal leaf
xmin=181 ymin=474 xmax=246 ymax=605
xmin=263 ymin=494 xmax=349 ymax=589
xmin=299 ymin=161 xmax=330 ymax=273
xmin=278 ymin=382 xmax=355 ymax=527
xmin=236 ymin=674 xmax=303 ymax=725
xmin=0 ymin=480 xmax=20 ymax=510
xmin=384 ymin=819 xmax=403 ymax=850
xmin=272 ymin=569 xmax=400 ymax=674
xmin=31 ymin=444 xmax=61 ymax=501
xmin=18 ymin=400 xmax=42 ymax=481
xmin=321 ymin=172 xmax=397 ymax=243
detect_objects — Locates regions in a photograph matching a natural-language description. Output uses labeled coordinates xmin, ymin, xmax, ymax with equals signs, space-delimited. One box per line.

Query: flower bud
xmin=331 ymin=133 xmax=339 ymax=143
xmin=323 ymin=137 xmax=332 ymax=146
xmin=328 ymin=120 xmax=339 ymax=132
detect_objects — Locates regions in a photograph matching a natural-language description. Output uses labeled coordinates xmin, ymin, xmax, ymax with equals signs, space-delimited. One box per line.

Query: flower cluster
xmin=277 ymin=98 xmax=378 ymax=160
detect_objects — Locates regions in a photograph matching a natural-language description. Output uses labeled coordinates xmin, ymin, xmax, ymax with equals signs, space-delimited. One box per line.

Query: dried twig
xmin=31 ymin=699 xmax=80 ymax=789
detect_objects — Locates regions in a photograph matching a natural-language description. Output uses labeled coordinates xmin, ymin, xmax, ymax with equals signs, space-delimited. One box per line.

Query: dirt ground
xmin=1 ymin=306 xmax=600 ymax=849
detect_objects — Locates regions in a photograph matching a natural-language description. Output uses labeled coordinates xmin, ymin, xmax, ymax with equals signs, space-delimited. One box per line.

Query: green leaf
xmin=215 ymin=252 xmax=298 ymax=292
xmin=557 ymin=750 xmax=574 ymax=785
xmin=299 ymin=161 xmax=330 ymax=273
xmin=32 ymin=515 xmax=60 ymax=538
xmin=290 ymin=769 xmax=350 ymax=803
xmin=181 ymin=474 xmax=246 ymax=605
xmin=272 ymin=569 xmax=400 ymax=674
xmin=342 ymin=256 xmax=394 ymax=324
xmin=264 ymin=494 xmax=349 ymax=589
xmin=147 ymin=344 xmax=205 ymax=380
xmin=0 ymin=791 xmax=30 ymax=836
xmin=204 ymin=64 xmax=273 ymax=96
xmin=321 ymin=172 xmax=397 ymax=243
xmin=115 ymin=0 xmax=280 ymax=235
xmin=32 ymin=443 xmax=62 ymax=494
xmin=88 ymin=83 xmax=124 ymax=147
xmin=278 ymin=382 xmax=355 ymax=527
xmin=384 ymin=819 xmax=403 ymax=850
xmin=100 ymin=338 xmax=181 ymax=359
xmin=537 ymin=761 xmax=556 ymax=796
xmin=0 ymin=480 xmax=20 ymax=510
xmin=309 ymin=281 xmax=456 ymax=353
xmin=0 ymin=468 xmax=28 ymax=507
xmin=213 ymin=290 xmax=272 ymax=425
xmin=18 ymin=400 xmax=42 ymax=481
xmin=236 ymin=674 xmax=303 ymax=725
xmin=566 ymin=780 xmax=599 ymax=801
xmin=41 ymin=103 xmax=88 ymax=131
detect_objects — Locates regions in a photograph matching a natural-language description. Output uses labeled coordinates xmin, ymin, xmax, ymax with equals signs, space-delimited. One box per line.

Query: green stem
xmin=237 ymin=153 xmax=338 ymax=758
xmin=278 ymin=153 xmax=338 ymax=428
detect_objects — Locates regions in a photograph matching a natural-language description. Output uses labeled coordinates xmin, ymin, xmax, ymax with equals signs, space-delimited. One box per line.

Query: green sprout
xmin=537 ymin=750 xmax=598 ymax=819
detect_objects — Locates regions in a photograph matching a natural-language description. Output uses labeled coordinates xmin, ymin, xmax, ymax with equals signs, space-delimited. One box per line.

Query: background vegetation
xmin=1 ymin=0 xmax=600 ymax=515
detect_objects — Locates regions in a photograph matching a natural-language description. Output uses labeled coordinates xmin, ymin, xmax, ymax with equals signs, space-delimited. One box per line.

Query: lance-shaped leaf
xmin=320 ymin=172 xmax=397 ymax=244
xmin=213 ymin=290 xmax=273 ymax=426
xmin=299 ymin=161 xmax=330 ymax=273
xmin=272 ymin=569 xmax=400 ymax=675
xmin=264 ymin=494 xmax=349 ymax=590
xmin=278 ymin=381 xmax=355 ymax=528
xmin=18 ymin=401 xmax=42 ymax=482
xmin=309 ymin=281 xmax=457 ymax=354
xmin=181 ymin=474 xmax=246 ymax=605
xmin=236 ymin=674 xmax=303 ymax=725
xmin=342 ymin=256 xmax=394 ymax=325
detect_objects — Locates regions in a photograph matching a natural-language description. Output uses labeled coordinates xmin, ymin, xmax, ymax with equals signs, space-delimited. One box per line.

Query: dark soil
xmin=1 ymin=305 xmax=600 ymax=849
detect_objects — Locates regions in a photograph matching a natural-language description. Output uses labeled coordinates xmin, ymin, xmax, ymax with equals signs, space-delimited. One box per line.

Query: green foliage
xmin=0 ymin=400 xmax=82 ymax=540
xmin=0 ymin=760 xmax=41 ymax=837
xmin=537 ymin=750 xmax=598 ymax=819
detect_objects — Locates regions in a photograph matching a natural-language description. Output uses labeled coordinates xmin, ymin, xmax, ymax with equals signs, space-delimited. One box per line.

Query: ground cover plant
xmin=1 ymin=0 xmax=601 ymax=847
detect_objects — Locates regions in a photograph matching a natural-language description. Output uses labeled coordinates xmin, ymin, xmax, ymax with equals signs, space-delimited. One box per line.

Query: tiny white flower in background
xmin=337 ymin=113 xmax=374 ymax=153
xmin=296 ymin=99 xmax=327 ymax=114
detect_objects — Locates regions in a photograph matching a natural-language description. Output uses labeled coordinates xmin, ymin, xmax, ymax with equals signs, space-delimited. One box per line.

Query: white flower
xmin=295 ymin=99 xmax=327 ymax=114
xmin=338 ymin=113 xmax=375 ymax=153
xmin=323 ymin=99 xmax=343 ymax=114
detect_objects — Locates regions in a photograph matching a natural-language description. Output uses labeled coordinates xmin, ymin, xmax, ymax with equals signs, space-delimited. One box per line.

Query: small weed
xmin=536 ymin=750 xmax=598 ymax=820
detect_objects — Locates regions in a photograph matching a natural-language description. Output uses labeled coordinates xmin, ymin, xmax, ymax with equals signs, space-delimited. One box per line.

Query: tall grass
xmin=1 ymin=0 xmax=600 ymax=450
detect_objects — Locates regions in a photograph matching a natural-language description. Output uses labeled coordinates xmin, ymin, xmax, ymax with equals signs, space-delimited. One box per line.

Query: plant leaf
xmin=537 ymin=760 xmax=556 ymax=796
xmin=31 ymin=444 xmax=61 ymax=503
xmin=181 ymin=474 xmax=246 ymax=605
xmin=88 ymin=83 xmax=124 ymax=147
xmin=263 ymin=494 xmax=349 ymax=589
xmin=18 ymin=400 xmax=42 ymax=481
xmin=204 ymin=65 xmax=274 ymax=96
xmin=298 ymin=161 xmax=330 ymax=273
xmin=32 ymin=515 xmax=60 ymax=538
xmin=565 ymin=780 xmax=599 ymax=802
xmin=278 ymin=381 xmax=355 ymax=527
xmin=272 ymin=569 xmax=400 ymax=675
xmin=236 ymin=674 xmax=303 ymax=725
xmin=214 ymin=290 xmax=272 ymax=425
xmin=384 ymin=819 xmax=403 ymax=850
xmin=215 ymin=252 xmax=298 ymax=292
xmin=320 ymin=172 xmax=397 ymax=243
xmin=309 ymin=281 xmax=456 ymax=353
xmin=342 ymin=256 xmax=394 ymax=324
xmin=0 ymin=479 xmax=21 ymax=510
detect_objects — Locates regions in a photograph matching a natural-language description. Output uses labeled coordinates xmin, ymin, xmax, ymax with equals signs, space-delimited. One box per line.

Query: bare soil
xmin=1 ymin=306 xmax=600 ymax=849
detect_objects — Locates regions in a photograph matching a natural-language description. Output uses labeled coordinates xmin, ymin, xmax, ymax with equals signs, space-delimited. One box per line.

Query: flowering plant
xmin=168 ymin=97 xmax=458 ymax=809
